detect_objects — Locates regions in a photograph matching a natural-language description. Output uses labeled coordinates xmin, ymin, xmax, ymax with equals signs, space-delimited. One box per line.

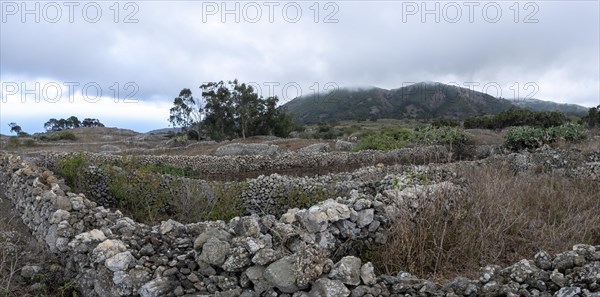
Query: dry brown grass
xmin=369 ymin=164 xmax=600 ymax=281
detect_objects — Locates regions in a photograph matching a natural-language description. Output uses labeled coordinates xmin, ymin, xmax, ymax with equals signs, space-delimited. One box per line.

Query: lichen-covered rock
xmin=194 ymin=228 xmax=233 ymax=249
xmin=309 ymin=278 xmax=350 ymax=297
xmin=233 ymin=216 xmax=261 ymax=237
xmin=329 ymin=256 xmax=361 ymax=286
xmin=296 ymin=206 xmax=329 ymax=233
xmin=92 ymin=239 xmax=127 ymax=263
xmin=199 ymin=238 xmax=231 ymax=266
xmin=264 ymin=255 xmax=299 ymax=293
xmin=222 ymin=246 xmax=251 ymax=272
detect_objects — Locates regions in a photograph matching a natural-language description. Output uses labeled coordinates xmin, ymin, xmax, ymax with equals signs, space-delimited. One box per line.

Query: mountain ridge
xmin=283 ymin=82 xmax=588 ymax=124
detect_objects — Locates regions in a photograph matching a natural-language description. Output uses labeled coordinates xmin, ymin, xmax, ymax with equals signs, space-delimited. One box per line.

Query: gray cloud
xmin=1 ymin=1 xmax=598 ymax=133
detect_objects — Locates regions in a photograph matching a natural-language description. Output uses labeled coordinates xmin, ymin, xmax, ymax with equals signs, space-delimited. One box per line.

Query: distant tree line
xmin=464 ymin=107 xmax=569 ymax=129
xmin=44 ymin=116 xmax=104 ymax=132
xmin=169 ymin=80 xmax=293 ymax=141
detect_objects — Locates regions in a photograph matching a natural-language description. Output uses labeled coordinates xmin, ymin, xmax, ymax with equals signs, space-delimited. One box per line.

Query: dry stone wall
xmin=2 ymin=151 xmax=600 ymax=297
xmin=39 ymin=145 xmax=499 ymax=178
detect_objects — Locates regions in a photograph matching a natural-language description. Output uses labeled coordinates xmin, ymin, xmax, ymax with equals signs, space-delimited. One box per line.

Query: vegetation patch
xmin=464 ymin=107 xmax=569 ymax=130
xmin=504 ymin=123 xmax=587 ymax=150
xmin=53 ymin=155 xmax=246 ymax=224
xmin=36 ymin=130 xmax=78 ymax=141
xmin=354 ymin=126 xmax=472 ymax=152
xmin=367 ymin=164 xmax=600 ymax=280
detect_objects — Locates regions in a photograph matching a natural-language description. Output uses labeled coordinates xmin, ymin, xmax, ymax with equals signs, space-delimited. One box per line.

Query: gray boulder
xmin=335 ymin=140 xmax=355 ymax=151
xmin=298 ymin=143 xmax=330 ymax=153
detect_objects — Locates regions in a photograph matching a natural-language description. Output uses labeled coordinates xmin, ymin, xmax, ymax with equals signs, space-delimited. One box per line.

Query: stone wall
xmin=2 ymin=151 xmax=599 ymax=297
xmin=39 ymin=145 xmax=499 ymax=179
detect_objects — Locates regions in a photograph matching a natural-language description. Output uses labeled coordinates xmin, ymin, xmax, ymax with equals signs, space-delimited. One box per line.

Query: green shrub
xmin=354 ymin=133 xmax=407 ymax=151
xmin=464 ymin=107 xmax=568 ymax=130
xmin=354 ymin=126 xmax=472 ymax=151
xmin=412 ymin=126 xmax=473 ymax=147
xmin=204 ymin=182 xmax=247 ymax=221
xmin=37 ymin=130 xmax=77 ymax=141
xmin=55 ymin=154 xmax=88 ymax=193
xmin=504 ymin=124 xmax=588 ymax=150
xmin=354 ymin=127 xmax=413 ymax=151
xmin=548 ymin=123 xmax=587 ymax=143
xmin=504 ymin=126 xmax=548 ymax=150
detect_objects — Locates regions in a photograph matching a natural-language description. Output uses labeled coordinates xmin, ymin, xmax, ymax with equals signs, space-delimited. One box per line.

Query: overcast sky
xmin=1 ymin=0 xmax=598 ymax=134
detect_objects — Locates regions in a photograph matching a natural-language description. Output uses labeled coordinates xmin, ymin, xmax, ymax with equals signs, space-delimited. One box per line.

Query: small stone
xmin=535 ymin=251 xmax=553 ymax=270
xmin=356 ymin=209 xmax=374 ymax=228
xmin=163 ymin=267 xmax=178 ymax=277
xmin=20 ymin=265 xmax=41 ymax=279
xmin=553 ymin=251 xmax=577 ymax=272
xmin=174 ymin=286 xmax=185 ymax=296
xmin=159 ymin=219 xmax=184 ymax=235
xmin=553 ymin=287 xmax=581 ymax=297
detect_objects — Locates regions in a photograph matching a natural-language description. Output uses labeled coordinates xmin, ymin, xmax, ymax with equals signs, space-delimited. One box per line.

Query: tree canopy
xmin=44 ymin=116 xmax=104 ymax=132
xmin=8 ymin=122 xmax=22 ymax=134
xmin=169 ymin=80 xmax=293 ymax=141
